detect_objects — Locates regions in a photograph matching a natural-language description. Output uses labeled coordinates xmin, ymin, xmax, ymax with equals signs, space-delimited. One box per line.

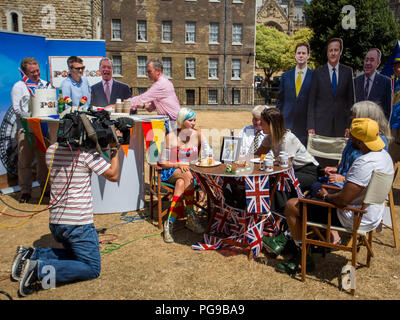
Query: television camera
xmin=57 ymin=108 xmax=134 ymax=154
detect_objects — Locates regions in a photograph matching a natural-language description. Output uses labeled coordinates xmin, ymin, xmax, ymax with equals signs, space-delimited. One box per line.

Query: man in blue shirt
xmin=60 ymin=56 xmax=91 ymax=109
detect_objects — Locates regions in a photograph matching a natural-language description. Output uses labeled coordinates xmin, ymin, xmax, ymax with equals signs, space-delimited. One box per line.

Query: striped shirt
xmin=46 ymin=144 xmax=110 ymax=225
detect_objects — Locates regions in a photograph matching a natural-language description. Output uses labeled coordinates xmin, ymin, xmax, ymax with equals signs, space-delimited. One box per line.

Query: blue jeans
xmin=31 ymin=223 xmax=101 ymax=284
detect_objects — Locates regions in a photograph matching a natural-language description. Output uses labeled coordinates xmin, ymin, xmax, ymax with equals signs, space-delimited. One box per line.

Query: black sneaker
xmin=11 ymin=246 xmax=34 ymax=281
xmin=18 ymin=259 xmax=39 ymax=297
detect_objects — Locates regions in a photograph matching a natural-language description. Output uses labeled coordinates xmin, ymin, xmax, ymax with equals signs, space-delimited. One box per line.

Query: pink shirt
xmin=129 ymin=76 xmax=181 ymax=120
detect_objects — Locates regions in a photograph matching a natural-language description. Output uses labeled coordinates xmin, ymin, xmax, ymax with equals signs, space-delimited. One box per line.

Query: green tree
xmin=304 ymin=0 xmax=400 ymax=71
xmin=256 ymin=25 xmax=289 ymax=81
xmin=281 ymin=27 xmax=317 ymax=71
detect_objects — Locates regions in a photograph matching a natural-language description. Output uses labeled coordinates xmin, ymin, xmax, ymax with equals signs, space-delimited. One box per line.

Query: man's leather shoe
xmin=262 ymin=233 xmax=288 ymax=256
xmin=19 ymin=193 xmax=31 ymax=203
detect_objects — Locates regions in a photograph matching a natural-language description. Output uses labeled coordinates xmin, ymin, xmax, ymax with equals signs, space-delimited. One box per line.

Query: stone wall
xmin=0 ymin=0 xmax=102 ymax=39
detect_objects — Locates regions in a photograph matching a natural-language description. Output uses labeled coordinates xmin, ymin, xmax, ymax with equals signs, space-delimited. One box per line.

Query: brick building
xmin=104 ymin=0 xmax=257 ymax=106
xmin=0 ymin=0 xmax=102 ymax=39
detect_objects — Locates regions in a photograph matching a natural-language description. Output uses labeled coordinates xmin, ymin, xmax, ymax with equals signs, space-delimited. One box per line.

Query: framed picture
xmin=220 ymin=136 xmax=242 ymax=163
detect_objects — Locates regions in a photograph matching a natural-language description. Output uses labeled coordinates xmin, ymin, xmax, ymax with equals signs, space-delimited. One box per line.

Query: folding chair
xmin=299 ymin=169 xmax=394 ymax=295
xmin=307 ymin=133 xmax=348 ymax=161
xmin=383 ymin=162 xmax=399 ymax=248
xmin=148 ymin=161 xmax=175 ymax=229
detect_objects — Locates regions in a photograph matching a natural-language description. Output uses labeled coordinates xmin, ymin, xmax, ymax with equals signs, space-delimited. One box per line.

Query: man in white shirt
xmin=11 ymin=57 xmax=49 ymax=203
xmin=238 ymin=105 xmax=269 ymax=155
xmin=269 ymin=117 xmax=394 ymax=274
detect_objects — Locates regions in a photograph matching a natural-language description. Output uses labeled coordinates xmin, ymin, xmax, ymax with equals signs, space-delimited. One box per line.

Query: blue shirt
xmin=60 ymin=75 xmax=91 ymax=109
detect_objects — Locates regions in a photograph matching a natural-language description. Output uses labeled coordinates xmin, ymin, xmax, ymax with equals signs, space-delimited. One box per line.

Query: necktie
xmin=105 ymin=81 xmax=111 ymax=104
xmin=295 ymin=70 xmax=302 ymax=97
xmin=364 ymin=77 xmax=370 ymax=99
xmin=248 ymin=130 xmax=262 ymax=155
xmin=332 ymin=67 xmax=337 ymax=95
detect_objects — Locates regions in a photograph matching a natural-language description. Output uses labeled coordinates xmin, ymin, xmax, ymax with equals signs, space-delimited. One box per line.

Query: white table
xmin=91 ymin=114 xmax=168 ymax=214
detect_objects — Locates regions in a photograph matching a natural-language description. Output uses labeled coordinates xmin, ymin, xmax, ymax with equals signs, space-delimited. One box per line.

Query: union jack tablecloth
xmin=191 ymin=167 xmax=303 ymax=258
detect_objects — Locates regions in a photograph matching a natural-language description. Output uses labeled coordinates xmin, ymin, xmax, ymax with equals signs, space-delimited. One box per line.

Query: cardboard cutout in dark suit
xmin=276 ymin=67 xmax=313 ymax=145
xmin=307 ymin=64 xmax=355 ymax=137
xmin=354 ymin=72 xmax=392 ymax=120
xmin=90 ymin=80 xmax=131 ymax=108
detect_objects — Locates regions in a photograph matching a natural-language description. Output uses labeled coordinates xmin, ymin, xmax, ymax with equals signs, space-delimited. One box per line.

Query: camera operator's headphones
xmin=79 ymin=113 xmax=119 ymax=154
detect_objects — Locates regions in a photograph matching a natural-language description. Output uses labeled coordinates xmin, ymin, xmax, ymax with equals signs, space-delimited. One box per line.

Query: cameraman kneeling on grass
xmin=10 ymin=137 xmax=121 ymax=297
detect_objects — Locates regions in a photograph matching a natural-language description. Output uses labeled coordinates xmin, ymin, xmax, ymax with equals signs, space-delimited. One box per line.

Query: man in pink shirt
xmin=129 ymin=58 xmax=181 ymax=131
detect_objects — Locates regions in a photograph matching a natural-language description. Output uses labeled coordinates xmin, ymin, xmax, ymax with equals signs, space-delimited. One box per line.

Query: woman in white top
xmin=255 ymin=108 xmax=319 ymax=190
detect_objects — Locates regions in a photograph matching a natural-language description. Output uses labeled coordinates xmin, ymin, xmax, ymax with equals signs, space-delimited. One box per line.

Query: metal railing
xmin=131 ymin=86 xmax=279 ymax=106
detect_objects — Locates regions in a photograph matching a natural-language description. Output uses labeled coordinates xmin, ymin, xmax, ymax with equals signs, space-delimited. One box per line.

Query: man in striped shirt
xmin=11 ymin=140 xmax=120 ymax=296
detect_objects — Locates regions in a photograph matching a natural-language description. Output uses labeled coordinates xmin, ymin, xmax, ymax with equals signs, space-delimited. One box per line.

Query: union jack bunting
xmin=205 ymin=174 xmax=224 ymax=200
xmin=19 ymin=68 xmax=38 ymax=97
xmin=286 ymin=167 xmax=304 ymax=198
xmin=276 ymin=167 xmax=304 ymax=198
xmin=245 ymin=219 xmax=265 ymax=258
xmin=244 ymin=175 xmax=270 ymax=214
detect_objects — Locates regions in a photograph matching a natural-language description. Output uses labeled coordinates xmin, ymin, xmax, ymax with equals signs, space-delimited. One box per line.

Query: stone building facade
xmin=0 ymin=0 xmax=102 ymax=39
xmin=104 ymin=0 xmax=257 ymax=106
xmin=257 ymin=0 xmax=306 ymax=35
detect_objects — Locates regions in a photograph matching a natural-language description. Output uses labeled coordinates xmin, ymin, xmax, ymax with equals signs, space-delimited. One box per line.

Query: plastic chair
xmin=307 ymin=133 xmax=348 ymax=161
xmin=299 ymin=169 xmax=394 ymax=295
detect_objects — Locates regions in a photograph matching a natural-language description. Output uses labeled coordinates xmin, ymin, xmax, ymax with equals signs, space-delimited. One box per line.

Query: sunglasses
xmin=71 ymin=66 xmax=85 ymax=71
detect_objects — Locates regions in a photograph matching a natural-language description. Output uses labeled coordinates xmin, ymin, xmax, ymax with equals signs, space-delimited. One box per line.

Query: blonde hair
xmin=351 ymin=101 xmax=391 ymax=142
xmin=176 ymin=107 xmax=196 ymax=128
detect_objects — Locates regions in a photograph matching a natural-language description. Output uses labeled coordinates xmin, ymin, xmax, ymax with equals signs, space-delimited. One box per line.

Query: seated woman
xmin=322 ymin=101 xmax=391 ymax=187
xmin=255 ymin=107 xmax=319 ymax=199
xmin=158 ymin=107 xmax=212 ymax=243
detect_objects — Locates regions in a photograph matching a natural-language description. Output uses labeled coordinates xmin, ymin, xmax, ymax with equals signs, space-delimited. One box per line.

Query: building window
xmin=185 ymin=22 xmax=196 ymax=43
xmin=137 ymin=56 xmax=147 ymax=77
xmin=232 ymin=24 xmax=243 ymax=45
xmin=185 ymin=58 xmax=196 ymax=79
xmin=232 ymin=59 xmax=241 ymax=79
xmin=111 ymin=19 xmax=121 ymax=40
xmin=162 ymin=21 xmax=172 ymax=42
xmin=208 ymin=90 xmax=218 ymax=104
xmin=137 ymin=20 xmax=147 ymax=41
xmin=162 ymin=57 xmax=172 ymax=78
xmin=232 ymin=89 xmax=241 ymax=104
xmin=186 ymin=90 xmax=195 ymax=105
xmin=208 ymin=59 xmax=219 ymax=79
xmin=6 ymin=9 xmax=23 ymax=32
xmin=209 ymin=23 xmax=219 ymax=44
xmin=137 ymin=88 xmax=147 ymax=95
xmin=233 ymin=0 xmax=244 ymax=3
xmin=112 ymin=55 xmax=122 ymax=76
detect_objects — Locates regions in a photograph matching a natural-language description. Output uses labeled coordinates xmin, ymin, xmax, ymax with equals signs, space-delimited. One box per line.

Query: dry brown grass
xmin=0 ymin=110 xmax=400 ymax=301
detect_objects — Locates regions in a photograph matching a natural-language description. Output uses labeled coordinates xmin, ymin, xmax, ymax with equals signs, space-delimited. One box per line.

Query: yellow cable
xmin=0 ymin=144 xmax=57 ymax=228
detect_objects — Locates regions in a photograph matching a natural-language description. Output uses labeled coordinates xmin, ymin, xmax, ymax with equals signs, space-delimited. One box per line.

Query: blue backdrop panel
xmin=0 ymin=31 xmax=105 ymax=175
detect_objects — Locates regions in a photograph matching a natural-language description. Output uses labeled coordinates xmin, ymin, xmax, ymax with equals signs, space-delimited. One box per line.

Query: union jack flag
xmin=192 ymin=234 xmax=223 ymax=251
xmin=210 ymin=206 xmax=231 ymax=234
xmin=245 ymin=219 xmax=265 ymax=258
xmin=244 ymin=175 xmax=270 ymax=214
